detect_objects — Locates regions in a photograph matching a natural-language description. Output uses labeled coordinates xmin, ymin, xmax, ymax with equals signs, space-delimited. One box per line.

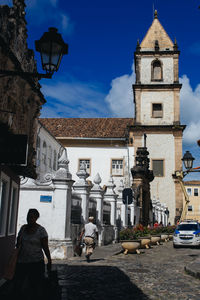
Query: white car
xmin=173 ymin=220 xmax=200 ymax=248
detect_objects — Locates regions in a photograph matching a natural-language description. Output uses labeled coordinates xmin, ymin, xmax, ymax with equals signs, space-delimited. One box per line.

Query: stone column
xmin=104 ymin=176 xmax=118 ymax=242
xmin=156 ymin=201 xmax=161 ymax=223
xmin=117 ymin=180 xmax=127 ymax=228
xmin=130 ymin=202 xmax=135 ymax=226
xmin=51 ymin=149 xmax=74 ymax=259
xmin=152 ymin=197 xmax=157 ymax=225
xmin=73 ymin=162 xmax=90 ymax=224
xmin=89 ymin=173 xmax=104 ymax=246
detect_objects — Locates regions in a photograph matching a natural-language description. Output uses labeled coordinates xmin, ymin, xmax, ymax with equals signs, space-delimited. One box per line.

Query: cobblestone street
xmin=55 ymin=241 xmax=200 ymax=300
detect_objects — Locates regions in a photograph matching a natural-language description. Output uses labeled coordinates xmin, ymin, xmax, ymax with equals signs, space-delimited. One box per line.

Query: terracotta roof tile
xmin=39 ymin=118 xmax=134 ymax=138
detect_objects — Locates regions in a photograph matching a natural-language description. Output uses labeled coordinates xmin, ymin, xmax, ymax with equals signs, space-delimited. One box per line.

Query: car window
xmin=177 ymin=224 xmax=198 ymax=231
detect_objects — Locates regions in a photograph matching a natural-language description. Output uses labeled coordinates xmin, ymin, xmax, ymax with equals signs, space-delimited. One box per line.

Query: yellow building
xmin=184 ymin=181 xmax=200 ymax=222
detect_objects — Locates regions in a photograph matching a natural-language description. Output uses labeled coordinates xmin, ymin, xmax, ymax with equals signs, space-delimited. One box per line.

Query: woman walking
xmin=14 ymin=208 xmax=51 ymax=300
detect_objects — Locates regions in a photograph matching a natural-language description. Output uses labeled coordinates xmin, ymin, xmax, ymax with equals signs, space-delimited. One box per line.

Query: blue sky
xmin=1 ymin=0 xmax=200 ymax=179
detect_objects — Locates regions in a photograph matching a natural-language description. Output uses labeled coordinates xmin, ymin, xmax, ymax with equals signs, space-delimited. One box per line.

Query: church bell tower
xmin=131 ymin=11 xmax=185 ymax=223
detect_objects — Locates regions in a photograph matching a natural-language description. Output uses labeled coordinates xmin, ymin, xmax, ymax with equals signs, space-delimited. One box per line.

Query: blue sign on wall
xmin=40 ymin=195 xmax=52 ymax=203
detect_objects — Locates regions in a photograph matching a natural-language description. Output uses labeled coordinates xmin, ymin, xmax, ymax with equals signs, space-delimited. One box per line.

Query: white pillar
xmin=103 ymin=176 xmax=118 ymax=242
xmin=117 ymin=180 xmax=127 ymax=228
xmin=51 ymin=149 xmax=74 ymax=259
xmin=73 ymin=162 xmax=90 ymax=224
xmin=89 ymin=173 xmax=104 ymax=246
xmin=130 ymin=202 xmax=135 ymax=226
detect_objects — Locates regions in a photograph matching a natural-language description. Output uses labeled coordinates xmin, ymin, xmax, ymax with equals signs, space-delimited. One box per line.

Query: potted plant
xmin=149 ymin=227 xmax=161 ymax=245
xmin=135 ymin=224 xmax=151 ymax=249
xmin=119 ymin=228 xmax=141 ymax=254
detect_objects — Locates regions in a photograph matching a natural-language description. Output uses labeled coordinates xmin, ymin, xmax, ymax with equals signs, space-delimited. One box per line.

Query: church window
xmin=78 ymin=159 xmax=91 ymax=174
xmin=111 ymin=159 xmax=124 ymax=176
xmin=152 ymin=103 xmax=163 ymax=118
xmin=151 ymin=59 xmax=162 ymax=81
xmin=194 ymin=188 xmax=198 ymax=196
xmin=152 ymin=159 xmax=164 ymax=177
xmin=42 ymin=141 xmax=47 ymax=165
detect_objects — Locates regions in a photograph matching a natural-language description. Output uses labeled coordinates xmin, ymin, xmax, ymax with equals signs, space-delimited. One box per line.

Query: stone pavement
xmin=185 ymin=256 xmax=200 ymax=279
xmin=54 ymin=241 xmax=200 ymax=300
xmin=1 ymin=241 xmax=200 ymax=299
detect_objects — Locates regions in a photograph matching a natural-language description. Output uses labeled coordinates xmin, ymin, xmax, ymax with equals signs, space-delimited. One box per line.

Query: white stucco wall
xmin=37 ymin=125 xmax=62 ymax=181
xmin=141 ymin=91 xmax=174 ymax=125
xmin=140 ymin=57 xmax=174 ymax=84
xmin=146 ymin=134 xmax=176 ymax=223
xmin=17 ymin=185 xmax=55 ymax=238
xmin=66 ymin=145 xmax=135 ymax=191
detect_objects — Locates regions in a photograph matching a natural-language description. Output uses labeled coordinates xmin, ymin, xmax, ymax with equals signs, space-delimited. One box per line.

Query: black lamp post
xmin=182 ymin=150 xmax=195 ymax=171
xmin=35 ymin=27 xmax=68 ymax=76
xmin=174 ymin=150 xmax=199 ymax=222
xmin=0 ymin=27 xmax=68 ymax=79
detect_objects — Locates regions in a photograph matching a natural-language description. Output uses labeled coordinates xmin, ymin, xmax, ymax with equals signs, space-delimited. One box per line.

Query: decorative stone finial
xmin=173 ymin=38 xmax=178 ymax=51
xmin=54 ymin=148 xmax=72 ymax=179
xmin=104 ymin=176 xmax=116 ymax=196
xmin=136 ymin=39 xmax=141 ymax=51
xmin=91 ymin=173 xmax=102 ymax=192
xmin=94 ymin=173 xmax=102 ymax=185
xmin=76 ymin=161 xmax=89 ymax=183
xmin=154 ymin=10 xmax=158 ymax=19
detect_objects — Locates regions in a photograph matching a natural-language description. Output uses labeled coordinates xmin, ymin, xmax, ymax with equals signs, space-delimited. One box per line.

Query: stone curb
xmin=184 ymin=260 xmax=200 ymax=279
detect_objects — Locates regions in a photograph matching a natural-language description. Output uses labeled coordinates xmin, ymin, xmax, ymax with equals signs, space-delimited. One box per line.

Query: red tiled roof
xmin=39 ymin=118 xmax=134 ymax=138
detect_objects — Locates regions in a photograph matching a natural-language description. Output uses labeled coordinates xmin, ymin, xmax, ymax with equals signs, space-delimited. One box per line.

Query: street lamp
xmin=182 ymin=150 xmax=195 ymax=171
xmin=0 ymin=27 xmax=68 ymax=79
xmin=174 ymin=150 xmax=200 ymax=222
xmin=35 ymin=27 xmax=68 ymax=76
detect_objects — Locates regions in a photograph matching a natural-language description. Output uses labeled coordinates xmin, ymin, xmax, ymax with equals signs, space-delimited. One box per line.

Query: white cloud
xmin=105 ymin=63 xmax=135 ymax=117
xmin=41 ymin=79 xmax=110 ymax=118
xmin=180 ymin=75 xmax=200 ymax=144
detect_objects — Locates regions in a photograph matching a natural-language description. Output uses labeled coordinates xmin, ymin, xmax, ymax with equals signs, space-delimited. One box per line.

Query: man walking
xmin=80 ymin=216 xmax=98 ymax=262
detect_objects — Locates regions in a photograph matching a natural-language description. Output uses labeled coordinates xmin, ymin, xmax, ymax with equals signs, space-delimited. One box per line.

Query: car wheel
xmin=173 ymin=244 xmax=179 ymax=248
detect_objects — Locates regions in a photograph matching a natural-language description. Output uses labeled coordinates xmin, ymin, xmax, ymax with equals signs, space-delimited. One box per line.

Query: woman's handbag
xmin=3 ymin=248 xmax=20 ymax=280
xmin=3 ymin=226 xmax=25 ymax=280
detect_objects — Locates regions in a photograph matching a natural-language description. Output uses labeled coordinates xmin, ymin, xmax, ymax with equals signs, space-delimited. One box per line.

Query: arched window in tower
xmin=42 ymin=141 xmax=47 ymax=165
xmin=152 ymin=59 xmax=162 ymax=81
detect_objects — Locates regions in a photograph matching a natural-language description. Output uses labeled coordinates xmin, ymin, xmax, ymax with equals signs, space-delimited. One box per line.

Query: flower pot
xmin=150 ymin=235 xmax=161 ymax=245
xmin=139 ymin=236 xmax=151 ymax=249
xmin=120 ymin=240 xmax=141 ymax=254
xmin=160 ymin=234 xmax=169 ymax=242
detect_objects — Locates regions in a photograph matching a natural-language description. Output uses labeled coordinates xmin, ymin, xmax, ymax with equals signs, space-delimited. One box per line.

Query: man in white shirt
xmin=80 ymin=216 xmax=98 ymax=262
